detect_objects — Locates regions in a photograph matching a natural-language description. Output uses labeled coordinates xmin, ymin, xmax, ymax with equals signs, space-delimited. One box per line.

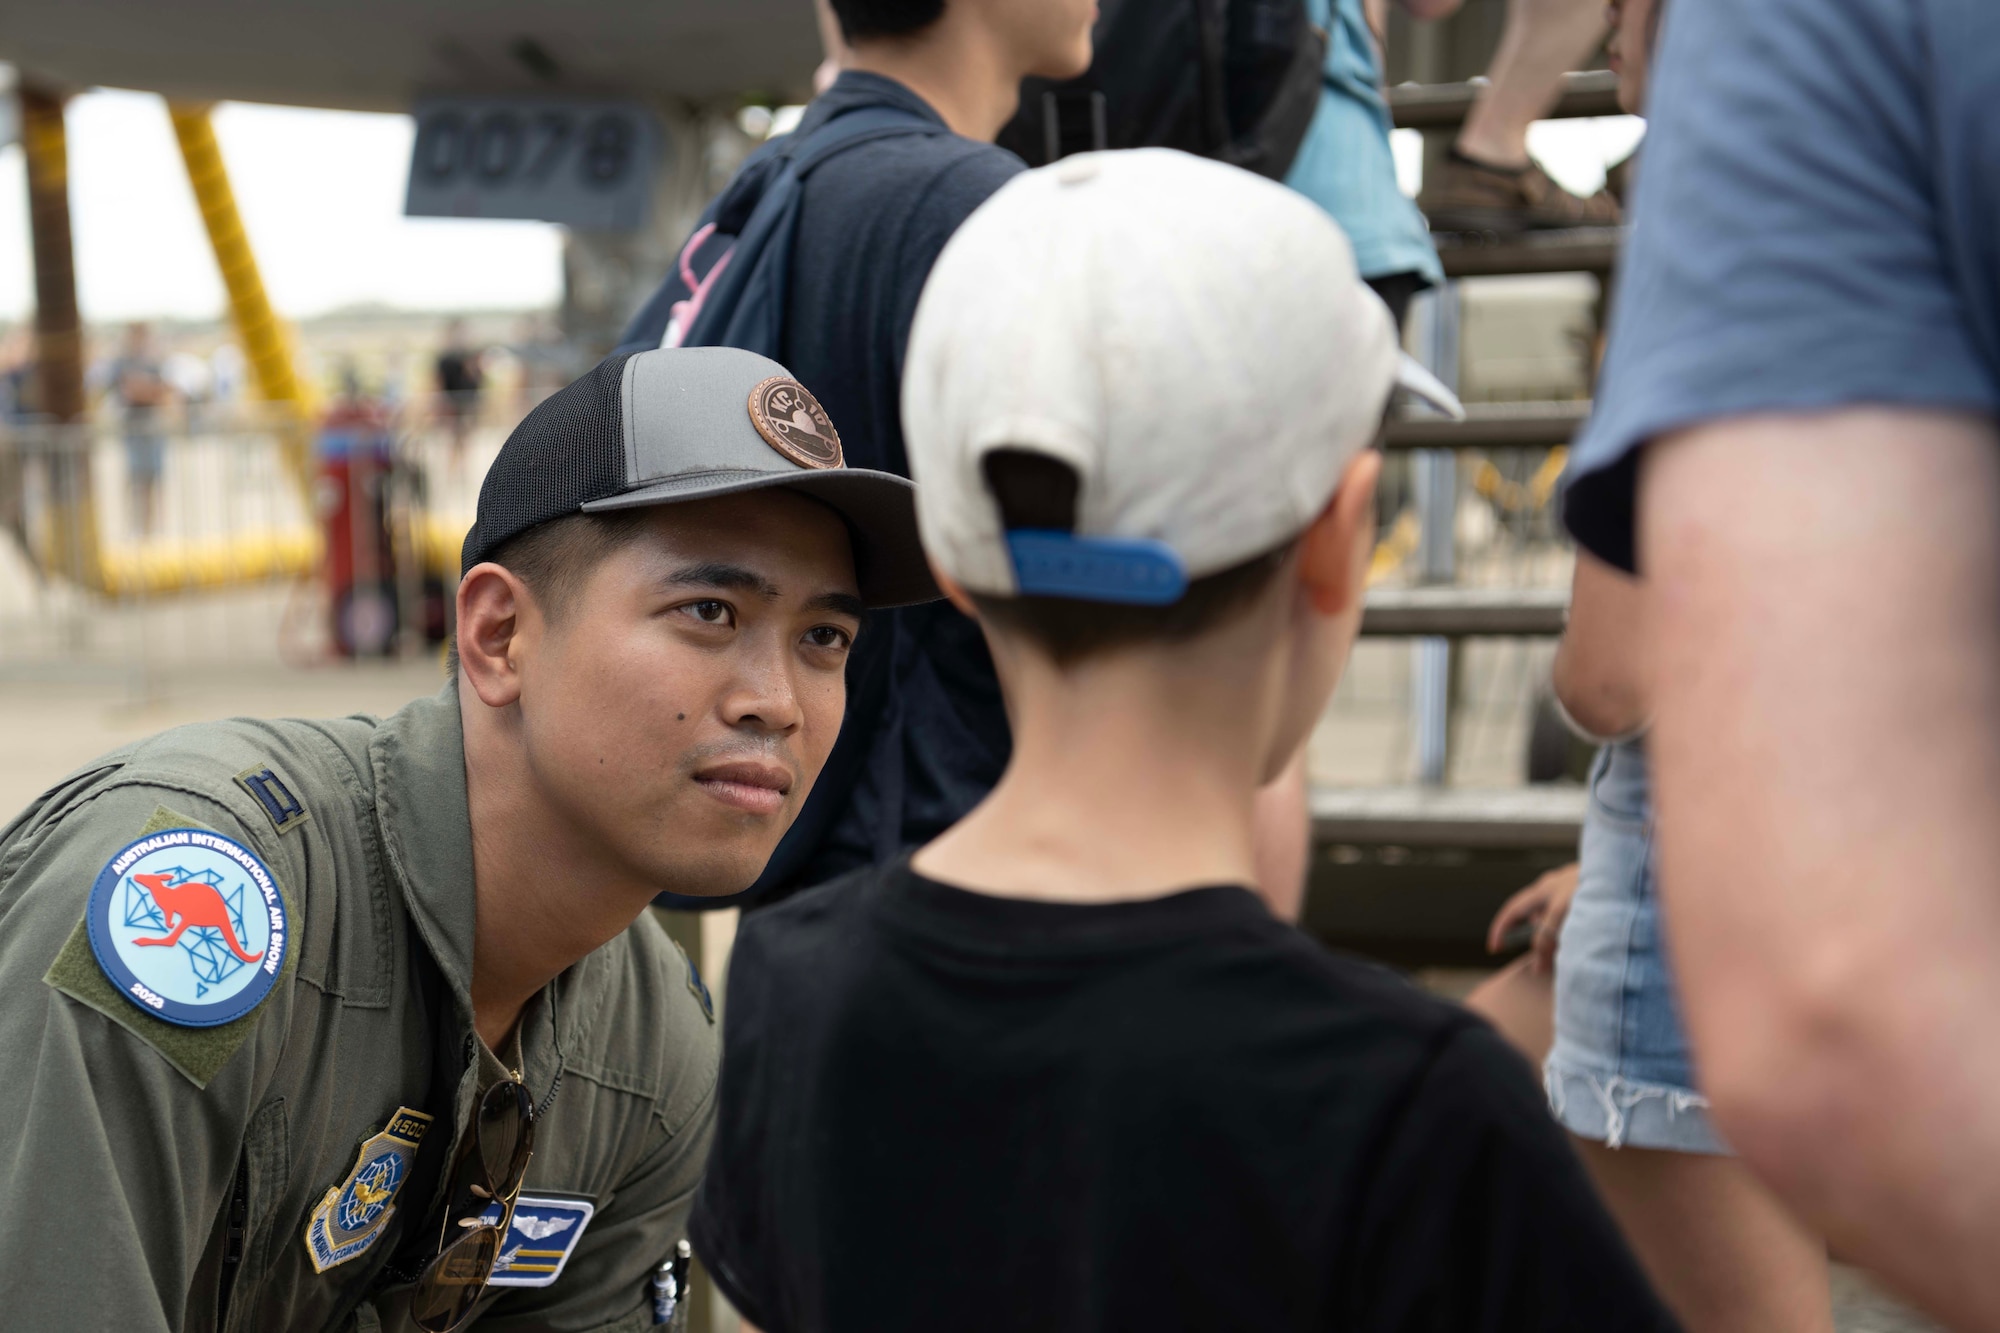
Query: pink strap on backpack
xmin=663 ymin=223 xmax=735 ymax=349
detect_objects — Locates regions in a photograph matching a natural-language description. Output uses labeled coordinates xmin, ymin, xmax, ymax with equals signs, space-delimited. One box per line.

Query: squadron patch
xmin=305 ymin=1107 xmax=434 ymax=1273
xmin=85 ymin=827 xmax=289 ymax=1028
xmin=477 ymin=1195 xmax=597 ymax=1288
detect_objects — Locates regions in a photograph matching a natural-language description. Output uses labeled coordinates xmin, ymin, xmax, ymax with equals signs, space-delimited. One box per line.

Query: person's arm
xmin=1396 ymin=0 xmax=1465 ymax=21
xmin=1640 ymin=408 xmax=2000 ymax=1328
xmin=1365 ymin=0 xmax=1464 ymax=51
xmin=1551 ymin=549 xmax=1649 ymax=738
xmin=0 ymin=784 xmax=285 ymax=1329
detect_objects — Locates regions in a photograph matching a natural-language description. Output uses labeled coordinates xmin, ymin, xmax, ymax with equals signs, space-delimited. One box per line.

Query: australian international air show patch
xmin=85 ymin=827 xmax=289 ymax=1027
xmin=475 ymin=1195 xmax=596 ymax=1288
xmin=305 ymin=1107 xmax=434 ymax=1272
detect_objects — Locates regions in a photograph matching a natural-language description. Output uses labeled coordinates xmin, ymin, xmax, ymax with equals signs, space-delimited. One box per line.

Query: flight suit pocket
xmin=222 ymin=1097 xmax=291 ymax=1329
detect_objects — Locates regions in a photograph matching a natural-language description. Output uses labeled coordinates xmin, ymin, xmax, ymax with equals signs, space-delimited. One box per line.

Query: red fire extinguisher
xmin=315 ymin=395 xmax=398 ymax=657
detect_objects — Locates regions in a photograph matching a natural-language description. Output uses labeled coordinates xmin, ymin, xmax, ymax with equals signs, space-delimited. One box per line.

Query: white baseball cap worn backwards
xmin=902 ymin=148 xmax=1462 ymax=606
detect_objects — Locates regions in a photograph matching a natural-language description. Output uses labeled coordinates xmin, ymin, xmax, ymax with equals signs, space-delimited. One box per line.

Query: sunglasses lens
xmin=476 ymin=1080 xmax=535 ymax=1199
xmin=411 ymin=1224 xmax=502 ymax=1332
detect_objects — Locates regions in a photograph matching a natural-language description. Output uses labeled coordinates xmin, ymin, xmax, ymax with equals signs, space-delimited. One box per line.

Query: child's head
xmin=903 ymin=150 xmax=1456 ymax=782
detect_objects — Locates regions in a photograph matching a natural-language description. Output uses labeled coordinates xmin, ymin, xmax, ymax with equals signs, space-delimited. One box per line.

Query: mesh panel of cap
xmin=460 ymin=353 xmax=636 ymax=572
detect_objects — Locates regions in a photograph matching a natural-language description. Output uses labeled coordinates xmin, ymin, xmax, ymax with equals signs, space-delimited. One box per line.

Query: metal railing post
xmin=1410 ymin=281 xmax=1462 ymax=785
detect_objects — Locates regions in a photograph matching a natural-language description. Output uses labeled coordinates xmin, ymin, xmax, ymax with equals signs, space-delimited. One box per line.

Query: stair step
xmin=1390 ymin=70 xmax=1624 ymax=131
xmin=1361 ymin=586 xmax=1568 ymax=637
xmin=1312 ymin=785 xmax=1585 ymax=849
xmin=1434 ymin=226 xmax=1623 ymax=278
xmin=1384 ymin=399 xmax=1589 ymax=450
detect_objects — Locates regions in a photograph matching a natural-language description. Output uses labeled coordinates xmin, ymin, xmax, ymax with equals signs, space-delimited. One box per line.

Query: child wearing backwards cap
xmin=687 ymin=150 xmax=1677 ymax=1333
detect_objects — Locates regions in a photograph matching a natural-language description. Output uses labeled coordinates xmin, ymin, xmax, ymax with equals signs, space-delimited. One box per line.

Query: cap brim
xmin=581 ymin=467 xmax=939 ymax=609
xmin=1395 ymin=353 xmax=1466 ymax=420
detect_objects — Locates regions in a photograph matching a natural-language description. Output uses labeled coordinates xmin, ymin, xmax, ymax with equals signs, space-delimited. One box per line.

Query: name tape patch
xmin=86 ymin=827 xmax=289 ymax=1028
xmin=305 ymin=1107 xmax=434 ymax=1272
xmin=478 ymin=1195 xmax=597 ymax=1288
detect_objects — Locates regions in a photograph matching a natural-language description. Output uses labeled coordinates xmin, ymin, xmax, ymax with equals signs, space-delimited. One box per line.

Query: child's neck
xmin=913 ymin=654 xmax=1270 ymax=905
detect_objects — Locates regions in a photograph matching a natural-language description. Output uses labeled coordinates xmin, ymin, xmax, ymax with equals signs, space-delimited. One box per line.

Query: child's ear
xmin=1298 ymin=450 xmax=1383 ymax=617
xmin=929 ymin=559 xmax=979 ymax=617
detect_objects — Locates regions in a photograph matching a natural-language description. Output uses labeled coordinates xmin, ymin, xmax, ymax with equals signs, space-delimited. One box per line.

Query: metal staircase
xmin=1305 ymin=73 xmax=1621 ymax=966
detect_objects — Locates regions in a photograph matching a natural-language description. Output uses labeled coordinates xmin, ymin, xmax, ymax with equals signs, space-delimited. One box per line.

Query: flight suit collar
xmin=371 ymin=683 xmax=478 ymax=999
xmin=370 ymin=683 xmax=584 ymax=1109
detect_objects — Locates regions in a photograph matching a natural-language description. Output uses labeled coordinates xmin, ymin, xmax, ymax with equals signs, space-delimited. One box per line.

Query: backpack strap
xmin=781 ymin=102 xmax=949 ymax=176
xmin=613 ymin=103 xmax=944 ymax=355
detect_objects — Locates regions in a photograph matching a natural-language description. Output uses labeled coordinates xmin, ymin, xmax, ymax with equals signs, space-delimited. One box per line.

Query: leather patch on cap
xmin=747 ymin=376 xmax=843 ymax=469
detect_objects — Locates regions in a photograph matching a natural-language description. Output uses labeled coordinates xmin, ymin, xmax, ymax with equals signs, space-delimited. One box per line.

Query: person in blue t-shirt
xmin=1562 ymin=1 xmax=2000 ymax=1325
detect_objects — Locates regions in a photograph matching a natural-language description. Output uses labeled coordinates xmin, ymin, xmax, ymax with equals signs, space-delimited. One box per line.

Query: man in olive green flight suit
xmin=0 ymin=347 xmax=936 ymax=1331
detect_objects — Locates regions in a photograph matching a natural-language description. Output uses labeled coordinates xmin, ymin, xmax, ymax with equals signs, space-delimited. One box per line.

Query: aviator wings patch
xmin=478 ymin=1195 xmax=596 ymax=1288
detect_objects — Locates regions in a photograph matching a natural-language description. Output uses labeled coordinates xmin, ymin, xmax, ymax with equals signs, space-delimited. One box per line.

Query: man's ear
xmin=1298 ymin=450 xmax=1383 ymax=617
xmin=929 ymin=558 xmax=979 ymax=617
xmin=455 ymin=562 xmax=535 ymax=709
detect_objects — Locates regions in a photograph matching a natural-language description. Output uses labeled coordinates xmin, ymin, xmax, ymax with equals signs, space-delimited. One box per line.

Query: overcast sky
xmin=0 ymin=88 xmax=565 ymax=323
xmin=0 ymin=86 xmax=1641 ymax=326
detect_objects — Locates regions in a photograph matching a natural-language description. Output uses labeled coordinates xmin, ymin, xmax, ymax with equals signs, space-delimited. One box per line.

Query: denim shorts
xmin=1545 ymin=740 xmax=1727 ymax=1154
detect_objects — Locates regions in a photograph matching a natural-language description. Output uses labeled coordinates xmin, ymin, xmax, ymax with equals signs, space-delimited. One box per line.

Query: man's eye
xmin=683 ymin=600 xmax=734 ymax=626
xmin=804 ymin=625 xmax=853 ymax=650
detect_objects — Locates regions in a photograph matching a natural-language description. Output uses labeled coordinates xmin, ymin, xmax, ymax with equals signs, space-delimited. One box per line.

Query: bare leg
xmin=1250 ymin=751 xmax=1310 ymax=924
xmin=1463 ymin=955 xmax=1554 ymax=1063
xmin=1457 ymin=0 xmax=1609 ymax=168
xmin=1466 ymin=960 xmax=1832 ymax=1330
xmin=1577 ymin=1139 xmax=1833 ymax=1333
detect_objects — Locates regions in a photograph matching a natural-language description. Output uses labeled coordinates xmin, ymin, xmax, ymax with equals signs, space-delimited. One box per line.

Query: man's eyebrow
xmin=663 ymin=563 xmax=781 ymax=598
xmin=805 ymin=591 xmax=868 ymax=621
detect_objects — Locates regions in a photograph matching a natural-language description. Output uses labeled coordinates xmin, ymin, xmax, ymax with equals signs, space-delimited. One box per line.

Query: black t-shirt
xmin=691 ymin=860 xmax=1679 ymax=1333
xmin=757 ymin=73 xmax=1025 ymax=898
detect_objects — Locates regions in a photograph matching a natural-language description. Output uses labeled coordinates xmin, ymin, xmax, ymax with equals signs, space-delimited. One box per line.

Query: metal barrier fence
xmin=0 ymin=403 xmax=497 ymax=681
xmin=0 ymin=403 xmax=1570 ymax=781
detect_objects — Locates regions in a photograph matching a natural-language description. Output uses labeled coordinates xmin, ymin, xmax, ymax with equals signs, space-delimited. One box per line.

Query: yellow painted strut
xmin=167 ymin=101 xmax=315 ymax=500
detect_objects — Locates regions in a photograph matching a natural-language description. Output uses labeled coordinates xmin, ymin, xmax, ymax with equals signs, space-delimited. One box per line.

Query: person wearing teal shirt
xmin=1284 ymin=0 xmax=1452 ymax=329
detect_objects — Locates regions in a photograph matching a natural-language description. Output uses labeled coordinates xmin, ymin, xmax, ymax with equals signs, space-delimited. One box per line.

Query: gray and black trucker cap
xmin=460 ymin=346 xmax=937 ymax=608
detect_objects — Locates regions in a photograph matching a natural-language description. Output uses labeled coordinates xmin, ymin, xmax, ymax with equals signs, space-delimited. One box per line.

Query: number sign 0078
xmin=404 ymin=98 xmax=663 ymax=233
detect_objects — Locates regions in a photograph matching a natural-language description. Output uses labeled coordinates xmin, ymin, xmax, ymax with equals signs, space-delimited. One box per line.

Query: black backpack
xmin=614 ymin=103 xmax=944 ymax=356
xmin=998 ymin=0 xmax=1326 ymax=179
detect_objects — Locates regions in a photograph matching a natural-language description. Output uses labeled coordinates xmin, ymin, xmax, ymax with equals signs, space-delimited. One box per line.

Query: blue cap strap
xmin=1005 ymin=530 xmax=1188 ymax=606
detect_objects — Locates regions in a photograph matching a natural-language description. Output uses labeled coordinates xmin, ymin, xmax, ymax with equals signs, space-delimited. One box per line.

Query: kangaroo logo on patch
xmin=305 ymin=1107 xmax=434 ymax=1272
xmin=747 ymin=376 xmax=843 ymax=469
xmin=86 ymin=828 xmax=288 ymax=1028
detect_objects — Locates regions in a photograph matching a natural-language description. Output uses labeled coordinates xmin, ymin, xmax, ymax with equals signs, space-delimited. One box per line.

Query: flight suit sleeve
xmin=474 ymin=985 xmax=721 ymax=1332
xmin=0 ymin=778 xmax=295 ymax=1332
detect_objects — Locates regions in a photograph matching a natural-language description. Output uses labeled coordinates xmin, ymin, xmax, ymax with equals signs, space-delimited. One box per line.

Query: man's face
xmin=518 ymin=491 xmax=862 ymax=896
xmin=990 ymin=0 xmax=1097 ymax=82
